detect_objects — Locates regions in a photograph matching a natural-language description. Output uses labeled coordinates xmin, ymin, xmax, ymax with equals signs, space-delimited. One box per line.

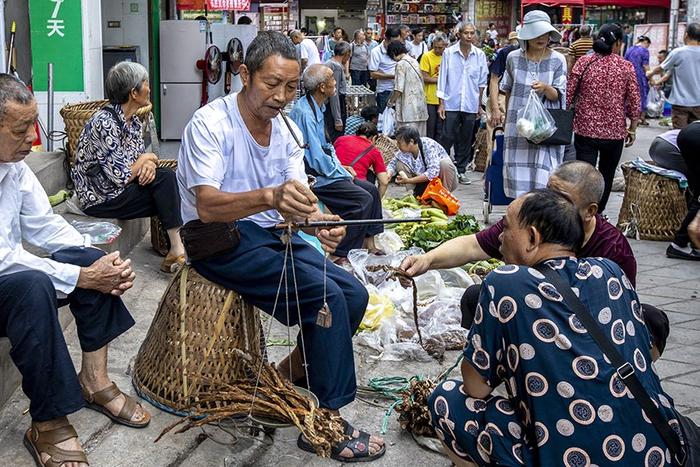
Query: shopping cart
xmin=483 ymin=127 xmax=514 ymax=224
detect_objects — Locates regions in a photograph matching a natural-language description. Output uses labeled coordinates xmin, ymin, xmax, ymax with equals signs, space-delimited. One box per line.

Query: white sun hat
xmin=517 ymin=10 xmax=562 ymax=49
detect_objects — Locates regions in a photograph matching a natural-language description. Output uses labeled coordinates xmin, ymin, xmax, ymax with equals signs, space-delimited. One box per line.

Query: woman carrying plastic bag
xmin=379 ymin=107 xmax=396 ymax=136
xmin=500 ymin=10 xmax=568 ymax=199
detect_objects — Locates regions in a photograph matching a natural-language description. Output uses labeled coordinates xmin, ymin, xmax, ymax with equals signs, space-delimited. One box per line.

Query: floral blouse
xmin=566 ymin=53 xmax=641 ymax=141
xmin=71 ymin=104 xmax=145 ymax=209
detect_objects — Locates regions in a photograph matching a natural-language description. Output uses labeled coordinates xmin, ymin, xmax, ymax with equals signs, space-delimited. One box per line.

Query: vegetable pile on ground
xmin=382 ymin=195 xmax=482 ymax=251
xmin=462 ymin=258 xmax=504 ymax=279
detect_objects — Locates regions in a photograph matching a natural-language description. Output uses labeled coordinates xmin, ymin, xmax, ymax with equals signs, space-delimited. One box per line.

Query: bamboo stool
xmin=59 ymin=99 xmax=152 ymax=164
xmin=616 ymin=163 xmax=687 ymax=241
xmin=132 ymin=266 xmax=265 ymax=415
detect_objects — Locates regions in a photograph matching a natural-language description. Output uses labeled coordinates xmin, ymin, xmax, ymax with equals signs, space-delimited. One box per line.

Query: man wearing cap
xmin=437 ymin=22 xmax=489 ymax=186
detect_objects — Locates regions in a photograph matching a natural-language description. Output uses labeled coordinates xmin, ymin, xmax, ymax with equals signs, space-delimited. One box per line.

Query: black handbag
xmin=536 ymin=94 xmax=574 ymax=146
xmin=536 ymin=264 xmax=697 ymax=466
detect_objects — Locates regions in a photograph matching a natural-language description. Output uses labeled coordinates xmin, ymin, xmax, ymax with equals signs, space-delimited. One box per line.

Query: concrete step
xmin=24 ymin=151 xmax=68 ymax=198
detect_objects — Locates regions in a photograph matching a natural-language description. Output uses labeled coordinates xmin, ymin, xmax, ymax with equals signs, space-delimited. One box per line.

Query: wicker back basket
xmin=132 ymin=266 xmax=264 ymax=414
xmin=616 ymin=163 xmax=687 ymax=241
xmin=472 ymin=128 xmax=489 ymax=172
xmin=150 ymin=159 xmax=178 ymax=256
xmin=59 ymin=99 xmax=152 ymax=163
xmin=375 ymin=134 xmax=399 ymax=165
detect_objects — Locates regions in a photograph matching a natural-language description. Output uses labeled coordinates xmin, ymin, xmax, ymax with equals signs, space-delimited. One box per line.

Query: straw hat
xmin=508 ymin=31 xmax=518 ymax=41
xmin=517 ymin=10 xmax=561 ymax=49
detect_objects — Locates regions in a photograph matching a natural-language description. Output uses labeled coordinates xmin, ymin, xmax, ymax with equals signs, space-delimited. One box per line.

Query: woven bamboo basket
xmin=472 ymin=128 xmax=489 ymax=172
xmin=59 ymin=99 xmax=152 ymax=163
xmin=132 ymin=266 xmax=264 ymax=414
xmin=150 ymin=159 xmax=178 ymax=256
xmin=375 ymin=134 xmax=399 ymax=165
xmin=616 ymin=163 xmax=687 ymax=241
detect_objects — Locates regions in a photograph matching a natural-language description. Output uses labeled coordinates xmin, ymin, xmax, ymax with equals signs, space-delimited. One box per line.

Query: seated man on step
xmin=0 ymin=74 xmax=148 ymax=467
xmin=176 ymin=32 xmax=385 ymax=462
xmin=401 ymin=161 xmax=670 ymax=359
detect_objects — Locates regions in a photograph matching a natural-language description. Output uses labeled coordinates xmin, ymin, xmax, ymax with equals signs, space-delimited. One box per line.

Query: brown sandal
xmin=160 ymin=254 xmax=185 ymax=273
xmin=23 ymin=418 xmax=89 ymax=467
xmin=81 ymin=382 xmax=150 ymax=428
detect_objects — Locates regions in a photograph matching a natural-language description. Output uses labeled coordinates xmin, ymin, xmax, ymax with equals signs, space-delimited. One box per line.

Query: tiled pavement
xmin=0 ymin=122 xmax=697 ymax=466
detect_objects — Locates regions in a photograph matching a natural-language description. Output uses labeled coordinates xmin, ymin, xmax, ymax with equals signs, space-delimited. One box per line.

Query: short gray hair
xmin=551 ymin=160 xmax=605 ymax=206
xmin=457 ymin=22 xmax=477 ymax=33
xmin=0 ymin=74 xmax=34 ymax=120
xmin=245 ymin=30 xmax=298 ymax=76
xmin=105 ymin=61 xmax=149 ymax=104
xmin=432 ymin=34 xmax=447 ymax=45
xmin=290 ymin=30 xmax=303 ymax=41
xmin=302 ymin=64 xmax=332 ymax=92
xmin=334 ymin=41 xmax=351 ymax=56
xmin=580 ymin=25 xmax=592 ymax=37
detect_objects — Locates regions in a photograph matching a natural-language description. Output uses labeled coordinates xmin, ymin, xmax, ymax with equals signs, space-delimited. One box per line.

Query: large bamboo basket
xmin=59 ymin=99 xmax=152 ymax=163
xmin=616 ymin=163 xmax=687 ymax=241
xmin=132 ymin=266 xmax=264 ymax=414
xmin=150 ymin=159 xmax=178 ymax=256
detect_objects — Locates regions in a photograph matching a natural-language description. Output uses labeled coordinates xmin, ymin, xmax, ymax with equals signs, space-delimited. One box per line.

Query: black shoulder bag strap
xmin=349 ymin=143 xmax=375 ymax=167
xmin=535 ymin=263 xmax=687 ymax=466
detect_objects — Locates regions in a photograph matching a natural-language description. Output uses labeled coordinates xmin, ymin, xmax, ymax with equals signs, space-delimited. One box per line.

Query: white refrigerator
xmin=159 ymin=21 xmax=257 ymax=140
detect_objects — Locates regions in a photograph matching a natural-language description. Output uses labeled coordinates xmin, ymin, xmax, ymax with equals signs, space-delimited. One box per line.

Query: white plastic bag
xmin=646 ymin=87 xmax=664 ymax=118
xmin=516 ymin=89 xmax=557 ymax=144
xmin=379 ymin=107 xmax=396 ymax=136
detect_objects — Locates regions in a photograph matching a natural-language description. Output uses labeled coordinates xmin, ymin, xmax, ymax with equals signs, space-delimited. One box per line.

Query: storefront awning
xmin=586 ymin=0 xmax=670 ymax=7
xmin=522 ymin=0 xmax=670 ymax=7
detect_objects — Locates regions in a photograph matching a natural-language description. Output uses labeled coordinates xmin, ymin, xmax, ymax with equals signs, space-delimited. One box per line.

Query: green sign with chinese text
xmin=30 ymin=0 xmax=84 ymax=91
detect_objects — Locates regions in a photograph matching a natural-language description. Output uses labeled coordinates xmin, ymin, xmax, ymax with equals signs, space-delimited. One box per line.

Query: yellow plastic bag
xmin=359 ymin=293 xmax=395 ymax=331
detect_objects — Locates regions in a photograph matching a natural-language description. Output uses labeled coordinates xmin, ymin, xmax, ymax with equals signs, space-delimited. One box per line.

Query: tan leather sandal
xmin=81 ymin=382 xmax=150 ymax=428
xmin=23 ymin=418 xmax=89 ymax=467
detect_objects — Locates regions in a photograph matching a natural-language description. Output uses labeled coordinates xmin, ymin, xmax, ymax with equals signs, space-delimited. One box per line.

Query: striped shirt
xmin=569 ymin=37 xmax=593 ymax=61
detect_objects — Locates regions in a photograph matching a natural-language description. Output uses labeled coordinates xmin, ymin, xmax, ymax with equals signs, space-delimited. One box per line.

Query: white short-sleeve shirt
xmin=177 ymin=92 xmax=307 ymax=228
xmin=299 ymin=38 xmax=321 ymax=66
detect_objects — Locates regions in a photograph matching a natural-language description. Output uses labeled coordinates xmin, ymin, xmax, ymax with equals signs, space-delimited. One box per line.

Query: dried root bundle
xmin=157 ymin=357 xmax=346 ymax=457
xmin=394 ymin=377 xmax=437 ymax=438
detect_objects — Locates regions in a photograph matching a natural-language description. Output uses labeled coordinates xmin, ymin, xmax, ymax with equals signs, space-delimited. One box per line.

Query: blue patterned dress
xmin=429 ymin=257 xmax=682 ymax=466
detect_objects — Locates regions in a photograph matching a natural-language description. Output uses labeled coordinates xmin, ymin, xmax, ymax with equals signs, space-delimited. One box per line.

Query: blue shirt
xmin=289 ymin=96 xmax=352 ymax=188
xmin=465 ymin=257 xmax=679 ymax=466
xmin=436 ymin=43 xmax=489 ymax=113
xmin=489 ymin=44 xmax=519 ymax=78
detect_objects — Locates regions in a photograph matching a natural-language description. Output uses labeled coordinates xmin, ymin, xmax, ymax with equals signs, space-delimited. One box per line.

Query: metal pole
xmin=47 ymin=63 xmax=54 ymax=152
xmin=669 ymin=0 xmax=680 ymax=50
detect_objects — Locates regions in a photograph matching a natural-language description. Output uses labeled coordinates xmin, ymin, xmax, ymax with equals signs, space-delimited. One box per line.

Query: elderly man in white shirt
xmin=176 ymin=31 xmax=386 ymax=463
xmin=437 ymin=22 xmax=489 ymax=185
xmin=368 ymin=26 xmax=402 ymax=113
xmin=0 ymin=74 xmax=148 ymax=467
xmin=290 ymin=30 xmax=321 ymax=71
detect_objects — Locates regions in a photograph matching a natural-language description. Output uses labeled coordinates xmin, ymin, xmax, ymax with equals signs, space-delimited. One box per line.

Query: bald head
xmin=549 ymin=161 xmax=605 ymax=207
xmin=302 ymin=64 xmax=333 ymax=93
xmin=290 ymin=30 xmax=303 ymax=44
